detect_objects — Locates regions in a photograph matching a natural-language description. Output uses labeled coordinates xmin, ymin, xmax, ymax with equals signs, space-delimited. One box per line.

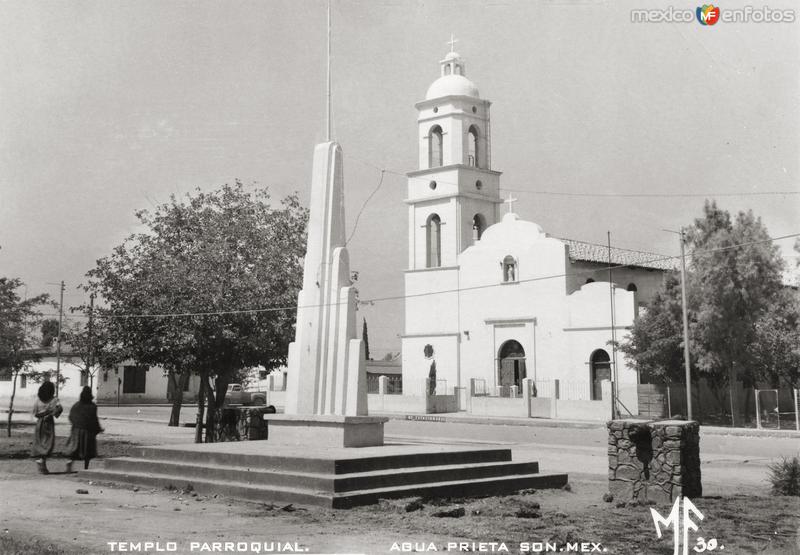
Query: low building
xmin=95 ymin=362 xmax=201 ymax=405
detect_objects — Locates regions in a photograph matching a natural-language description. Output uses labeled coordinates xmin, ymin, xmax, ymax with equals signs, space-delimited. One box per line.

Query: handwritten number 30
xmin=694 ymin=538 xmax=718 ymax=552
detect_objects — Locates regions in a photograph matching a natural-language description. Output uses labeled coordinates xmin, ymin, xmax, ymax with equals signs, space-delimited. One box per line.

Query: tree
xmin=61 ymin=314 xmax=122 ymax=389
xmin=362 ymin=318 xmax=371 ymax=361
xmin=750 ymin=289 xmax=800 ymax=389
xmin=618 ymin=273 xmax=689 ymax=385
xmin=687 ymin=202 xmax=784 ymax=424
xmin=85 ymin=182 xmax=308 ymax=438
xmin=40 ymin=319 xmax=59 ymax=349
xmin=0 ymin=277 xmax=50 ymax=436
xmin=620 ymin=201 xmax=787 ymax=425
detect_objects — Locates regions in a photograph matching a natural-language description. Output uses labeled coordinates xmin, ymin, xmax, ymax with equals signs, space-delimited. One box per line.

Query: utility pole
xmin=607 ymin=232 xmax=619 ymax=419
xmin=664 ymin=228 xmax=693 ymax=420
xmin=55 ymin=280 xmax=65 ymax=396
xmin=87 ymin=292 xmax=95 ymax=387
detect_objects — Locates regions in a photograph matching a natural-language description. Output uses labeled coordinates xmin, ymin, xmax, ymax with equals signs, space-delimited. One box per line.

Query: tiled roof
xmin=560 ymin=238 xmax=676 ymax=271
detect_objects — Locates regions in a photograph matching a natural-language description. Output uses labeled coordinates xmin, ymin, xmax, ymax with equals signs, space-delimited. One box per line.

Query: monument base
xmin=263 ymin=414 xmax=388 ymax=448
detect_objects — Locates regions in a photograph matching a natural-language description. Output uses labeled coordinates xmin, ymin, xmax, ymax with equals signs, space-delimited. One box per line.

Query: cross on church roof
xmin=447 ymin=33 xmax=458 ymax=53
xmin=503 ymin=193 xmax=518 ymax=214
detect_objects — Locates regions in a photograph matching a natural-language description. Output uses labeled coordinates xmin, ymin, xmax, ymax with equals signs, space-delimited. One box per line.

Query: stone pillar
xmin=378 ymin=375 xmax=388 ymax=395
xmin=510 ymin=385 xmax=518 ymax=397
xmin=648 ymin=420 xmax=702 ymax=502
xmin=607 ymin=418 xmax=701 ymax=504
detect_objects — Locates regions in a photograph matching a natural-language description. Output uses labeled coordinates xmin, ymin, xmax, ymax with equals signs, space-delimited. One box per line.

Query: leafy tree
xmin=40 ymin=319 xmax=59 ymax=349
xmin=618 ymin=273 xmax=689 ymax=385
xmin=620 ymin=201 xmax=788 ymax=425
xmin=687 ymin=202 xmax=784 ymax=424
xmin=0 ymin=277 xmax=50 ymax=436
xmin=61 ymin=312 xmax=123 ymax=389
xmin=750 ymin=289 xmax=800 ymax=389
xmin=85 ymin=182 xmax=307 ymax=438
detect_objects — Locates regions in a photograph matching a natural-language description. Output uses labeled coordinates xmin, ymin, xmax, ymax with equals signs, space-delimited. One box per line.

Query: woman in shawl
xmin=31 ymin=381 xmax=63 ymax=474
xmin=64 ymin=386 xmax=103 ymax=472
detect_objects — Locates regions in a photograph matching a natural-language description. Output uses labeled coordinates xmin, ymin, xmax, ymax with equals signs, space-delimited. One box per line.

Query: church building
xmin=400 ymin=47 xmax=673 ymax=416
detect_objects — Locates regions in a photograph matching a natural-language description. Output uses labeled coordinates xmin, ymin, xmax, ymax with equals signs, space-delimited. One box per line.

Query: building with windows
xmin=401 ymin=48 xmax=673 ymax=416
xmin=95 ymin=362 xmax=201 ymax=405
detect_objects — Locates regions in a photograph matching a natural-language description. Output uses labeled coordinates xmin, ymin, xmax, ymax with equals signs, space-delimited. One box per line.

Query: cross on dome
xmin=503 ymin=193 xmax=518 ymax=214
xmin=447 ymin=33 xmax=459 ymax=53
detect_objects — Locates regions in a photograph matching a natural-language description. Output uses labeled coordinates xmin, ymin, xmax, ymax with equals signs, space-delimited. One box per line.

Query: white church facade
xmin=400 ymin=48 xmax=673 ymax=418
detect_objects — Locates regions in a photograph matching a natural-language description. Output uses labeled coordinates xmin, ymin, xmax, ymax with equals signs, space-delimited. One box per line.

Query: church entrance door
xmin=497 ymin=340 xmax=526 ymax=397
xmin=590 ymin=349 xmax=611 ymax=400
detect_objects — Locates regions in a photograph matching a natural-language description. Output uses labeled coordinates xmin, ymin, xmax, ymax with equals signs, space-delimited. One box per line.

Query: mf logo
xmin=697 ymin=4 xmax=721 ymax=25
xmin=650 ymin=496 xmax=705 ymax=555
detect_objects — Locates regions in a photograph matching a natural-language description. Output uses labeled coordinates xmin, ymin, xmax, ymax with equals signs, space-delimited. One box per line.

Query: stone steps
xmin=99 ymin=456 xmax=542 ymax=492
xmin=80 ymin=443 xmax=568 ymax=508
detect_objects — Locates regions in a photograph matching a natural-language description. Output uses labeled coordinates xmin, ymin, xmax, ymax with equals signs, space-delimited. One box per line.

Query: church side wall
xmin=567 ymin=262 xmax=667 ymax=308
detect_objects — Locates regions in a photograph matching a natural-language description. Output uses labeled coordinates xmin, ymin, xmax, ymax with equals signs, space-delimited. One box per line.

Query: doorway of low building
xmin=497 ymin=340 xmax=526 ymax=397
xmin=590 ymin=349 xmax=611 ymax=400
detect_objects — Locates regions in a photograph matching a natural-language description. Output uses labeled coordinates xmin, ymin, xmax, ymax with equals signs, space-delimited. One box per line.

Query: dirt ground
xmin=0 ymin=423 xmax=798 ymax=555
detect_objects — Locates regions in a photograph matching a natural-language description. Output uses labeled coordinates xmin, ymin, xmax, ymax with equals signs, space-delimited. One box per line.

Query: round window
xmin=472 ymin=106 xmax=477 ymax=113
xmin=475 ymin=180 xmax=483 ymax=190
xmin=433 ymin=107 xmax=439 ymax=113
xmin=429 ymin=181 xmax=437 ymax=190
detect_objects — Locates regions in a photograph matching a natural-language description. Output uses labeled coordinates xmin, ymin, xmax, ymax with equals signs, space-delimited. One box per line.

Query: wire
xmin=42 ymin=231 xmax=800 ymax=321
xmin=346 ymin=168 xmax=385 ymax=246
xmin=346 ymin=154 xmax=799 ymax=199
xmin=499 ymin=189 xmax=800 ymax=198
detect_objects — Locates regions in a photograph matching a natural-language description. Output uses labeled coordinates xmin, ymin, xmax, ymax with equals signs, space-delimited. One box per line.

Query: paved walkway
xmin=7 ymin=404 xmax=799 ymax=438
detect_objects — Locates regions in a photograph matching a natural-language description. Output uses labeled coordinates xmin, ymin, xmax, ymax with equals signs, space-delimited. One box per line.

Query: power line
xmin=346 ymin=153 xmax=799 ymax=199
xmin=42 ymin=231 xmax=800 ymax=321
xmin=346 ymin=168 xmax=386 ymax=246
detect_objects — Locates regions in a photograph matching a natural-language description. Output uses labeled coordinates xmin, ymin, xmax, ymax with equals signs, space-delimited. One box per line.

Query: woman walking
xmin=31 ymin=381 xmax=63 ymax=474
xmin=64 ymin=386 xmax=103 ymax=472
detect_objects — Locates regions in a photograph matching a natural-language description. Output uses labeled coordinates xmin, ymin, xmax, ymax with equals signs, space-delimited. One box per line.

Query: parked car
xmin=224 ymin=384 xmax=266 ymax=406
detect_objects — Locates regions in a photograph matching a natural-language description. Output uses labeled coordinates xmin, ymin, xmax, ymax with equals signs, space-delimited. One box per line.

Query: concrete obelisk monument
xmin=265 ymin=142 xmax=387 ymax=447
xmin=286 ymin=141 xmax=367 ymax=417
xmin=264 ymin=1 xmax=385 ymax=446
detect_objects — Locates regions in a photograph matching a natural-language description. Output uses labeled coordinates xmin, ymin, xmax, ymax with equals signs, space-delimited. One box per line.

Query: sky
xmin=1 ymin=0 xmax=798 ymax=358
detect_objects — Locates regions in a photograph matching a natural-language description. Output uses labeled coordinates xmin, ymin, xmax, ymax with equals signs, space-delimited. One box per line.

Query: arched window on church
xmin=585 ymin=278 xmax=595 ymax=284
xmin=626 ymin=283 xmax=637 ymax=292
xmin=467 ymin=125 xmax=479 ymax=167
xmin=472 ymin=213 xmax=486 ymax=242
xmin=426 ymin=214 xmax=442 ymax=268
xmin=502 ymin=255 xmax=517 ymax=282
xmin=429 ymin=126 xmax=443 ymax=168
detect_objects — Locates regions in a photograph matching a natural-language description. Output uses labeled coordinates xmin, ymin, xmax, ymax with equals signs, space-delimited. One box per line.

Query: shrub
xmin=768 ymin=456 xmax=800 ymax=496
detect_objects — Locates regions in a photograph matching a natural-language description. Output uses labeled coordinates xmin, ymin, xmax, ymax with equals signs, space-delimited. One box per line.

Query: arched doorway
xmin=590 ymin=349 xmax=611 ymax=400
xmin=497 ymin=340 xmax=526 ymax=396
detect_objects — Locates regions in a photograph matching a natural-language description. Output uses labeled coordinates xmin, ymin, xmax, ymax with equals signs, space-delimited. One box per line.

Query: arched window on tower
xmin=444 ymin=64 xmax=452 ymax=76
xmin=472 ymin=213 xmax=486 ymax=242
xmin=467 ymin=125 xmax=479 ymax=167
xmin=429 ymin=126 xmax=443 ymax=168
xmin=426 ymin=214 xmax=442 ymax=268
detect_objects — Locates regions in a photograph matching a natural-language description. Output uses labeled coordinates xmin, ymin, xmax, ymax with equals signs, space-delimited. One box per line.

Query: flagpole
xmin=326 ymin=0 xmax=331 ymax=142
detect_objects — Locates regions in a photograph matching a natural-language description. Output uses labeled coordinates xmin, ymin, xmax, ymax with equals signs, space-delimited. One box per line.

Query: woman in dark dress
xmin=31 ymin=381 xmax=63 ymax=474
xmin=64 ymin=386 xmax=103 ymax=472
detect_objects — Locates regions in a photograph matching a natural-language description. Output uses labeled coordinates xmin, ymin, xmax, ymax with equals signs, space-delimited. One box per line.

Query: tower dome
xmin=425 ymin=48 xmax=479 ymax=100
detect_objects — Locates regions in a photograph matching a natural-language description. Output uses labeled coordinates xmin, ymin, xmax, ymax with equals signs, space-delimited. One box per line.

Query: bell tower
xmin=406 ymin=43 xmax=503 ymax=271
